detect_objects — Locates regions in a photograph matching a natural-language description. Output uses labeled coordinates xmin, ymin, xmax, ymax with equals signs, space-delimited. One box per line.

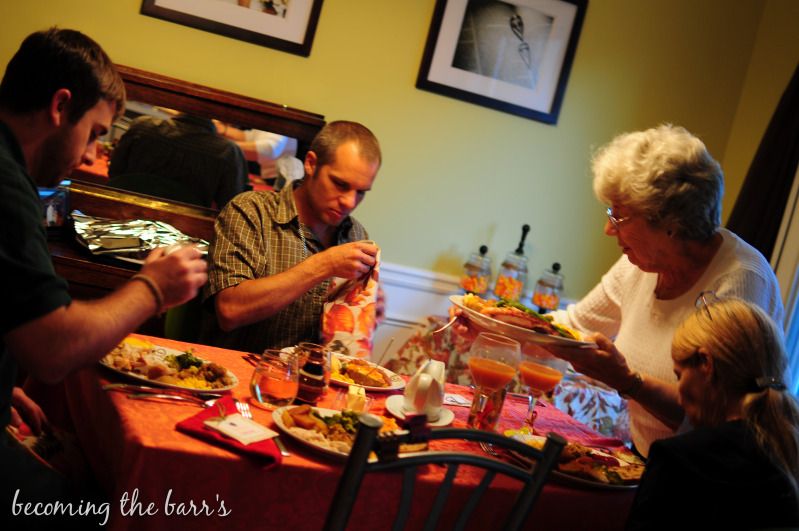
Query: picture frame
xmin=140 ymin=0 xmax=324 ymax=57
xmin=416 ymin=0 xmax=587 ymax=124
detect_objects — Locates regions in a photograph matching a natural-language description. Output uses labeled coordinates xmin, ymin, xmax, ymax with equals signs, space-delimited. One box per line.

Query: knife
xmin=103 ymin=383 xmax=224 ymax=400
xmin=126 ymin=393 xmax=212 ymax=407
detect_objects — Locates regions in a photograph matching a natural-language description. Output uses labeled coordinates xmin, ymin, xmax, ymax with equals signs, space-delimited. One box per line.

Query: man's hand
xmin=139 ymin=245 xmax=209 ymax=309
xmin=316 ymin=241 xmax=378 ymax=280
xmin=10 ymin=386 xmax=47 ymax=435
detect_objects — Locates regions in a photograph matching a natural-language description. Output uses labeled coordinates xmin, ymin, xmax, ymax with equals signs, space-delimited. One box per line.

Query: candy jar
xmin=532 ymin=262 xmax=564 ymax=313
xmin=494 ymin=225 xmax=530 ymax=302
xmin=460 ymin=245 xmax=491 ymax=295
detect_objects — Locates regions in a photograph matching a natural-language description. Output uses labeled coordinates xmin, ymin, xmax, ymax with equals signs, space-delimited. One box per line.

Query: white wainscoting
xmin=372 ymin=261 xmax=460 ymax=364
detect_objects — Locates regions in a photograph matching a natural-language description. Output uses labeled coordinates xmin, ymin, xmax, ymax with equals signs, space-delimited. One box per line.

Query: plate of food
xmin=272 ymin=405 xmax=402 ymax=459
xmin=504 ymin=431 xmax=644 ymax=490
xmin=100 ymin=337 xmax=238 ymax=393
xmin=450 ymin=294 xmax=596 ymax=348
xmin=330 ymin=354 xmax=405 ymax=392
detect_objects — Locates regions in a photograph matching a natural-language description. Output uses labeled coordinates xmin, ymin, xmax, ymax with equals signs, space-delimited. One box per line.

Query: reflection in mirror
xmin=78 ymin=101 xmax=302 ymax=209
xmin=70 ymin=64 xmax=325 ymax=211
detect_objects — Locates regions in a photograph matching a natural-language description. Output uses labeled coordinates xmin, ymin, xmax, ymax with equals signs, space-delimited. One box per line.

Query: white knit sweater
xmin=552 ymin=228 xmax=784 ymax=456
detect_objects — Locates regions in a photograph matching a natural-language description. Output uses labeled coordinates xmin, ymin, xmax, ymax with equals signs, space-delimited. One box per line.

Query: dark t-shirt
xmin=627 ymin=420 xmax=799 ymax=530
xmin=0 ymin=121 xmax=71 ymax=428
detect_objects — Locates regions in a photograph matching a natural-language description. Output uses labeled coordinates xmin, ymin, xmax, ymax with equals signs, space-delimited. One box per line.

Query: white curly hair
xmin=592 ymin=124 xmax=724 ymax=240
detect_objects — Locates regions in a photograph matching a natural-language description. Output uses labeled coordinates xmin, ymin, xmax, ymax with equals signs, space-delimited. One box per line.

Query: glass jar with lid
xmin=460 ymin=245 xmax=491 ymax=295
xmin=493 ymin=225 xmax=530 ymax=301
xmin=532 ymin=262 xmax=564 ymax=313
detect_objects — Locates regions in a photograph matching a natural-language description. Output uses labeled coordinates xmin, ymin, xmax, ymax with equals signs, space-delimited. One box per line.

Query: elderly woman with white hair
xmin=546 ymin=124 xmax=784 ymax=457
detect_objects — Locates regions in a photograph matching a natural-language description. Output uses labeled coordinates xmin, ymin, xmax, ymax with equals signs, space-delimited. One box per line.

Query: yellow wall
xmin=1 ymin=0 xmax=796 ymax=299
xmin=722 ymin=0 xmax=799 ymax=220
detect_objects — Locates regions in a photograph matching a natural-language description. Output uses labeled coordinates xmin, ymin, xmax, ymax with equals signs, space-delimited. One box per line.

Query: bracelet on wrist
xmin=131 ymin=273 xmax=165 ymax=317
xmin=618 ymin=371 xmax=644 ymax=400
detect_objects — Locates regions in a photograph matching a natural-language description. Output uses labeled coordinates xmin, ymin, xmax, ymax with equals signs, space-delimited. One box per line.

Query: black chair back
xmin=324 ymin=413 xmax=566 ymax=531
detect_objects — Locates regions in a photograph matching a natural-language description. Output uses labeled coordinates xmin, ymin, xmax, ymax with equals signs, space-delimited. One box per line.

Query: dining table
xmin=63 ymin=334 xmax=636 ymax=530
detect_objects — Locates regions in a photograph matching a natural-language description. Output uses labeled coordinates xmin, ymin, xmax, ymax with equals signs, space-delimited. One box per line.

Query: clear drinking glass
xmin=518 ymin=345 xmax=567 ymax=431
xmin=466 ymin=333 xmax=521 ymax=432
xmin=250 ymin=349 xmax=299 ymax=410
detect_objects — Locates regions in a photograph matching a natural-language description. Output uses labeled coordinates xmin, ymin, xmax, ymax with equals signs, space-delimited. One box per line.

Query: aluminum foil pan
xmin=72 ymin=211 xmax=208 ymax=262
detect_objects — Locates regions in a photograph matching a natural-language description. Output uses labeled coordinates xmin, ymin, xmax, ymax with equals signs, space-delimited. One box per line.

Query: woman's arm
xmin=547 ymin=334 xmax=684 ymax=430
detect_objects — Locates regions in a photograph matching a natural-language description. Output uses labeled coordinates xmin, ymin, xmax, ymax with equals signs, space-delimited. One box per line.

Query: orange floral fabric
xmin=321 ymin=250 xmax=380 ymax=359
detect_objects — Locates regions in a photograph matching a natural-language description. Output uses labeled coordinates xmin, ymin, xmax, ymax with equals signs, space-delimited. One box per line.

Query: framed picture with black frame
xmin=417 ymin=0 xmax=587 ymax=124
xmin=141 ymin=0 xmax=324 ymax=57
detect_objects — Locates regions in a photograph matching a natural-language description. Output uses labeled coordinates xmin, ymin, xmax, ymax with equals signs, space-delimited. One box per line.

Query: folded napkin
xmin=322 ymin=245 xmax=381 ymax=359
xmin=175 ymin=396 xmax=281 ymax=468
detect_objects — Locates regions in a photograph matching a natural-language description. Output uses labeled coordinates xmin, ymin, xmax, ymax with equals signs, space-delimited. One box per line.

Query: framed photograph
xmin=141 ymin=0 xmax=324 ymax=57
xmin=417 ymin=0 xmax=587 ymax=124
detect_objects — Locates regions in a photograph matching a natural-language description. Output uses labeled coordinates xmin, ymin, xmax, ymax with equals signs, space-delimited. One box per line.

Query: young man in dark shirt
xmin=0 ymin=28 xmax=207 ymax=528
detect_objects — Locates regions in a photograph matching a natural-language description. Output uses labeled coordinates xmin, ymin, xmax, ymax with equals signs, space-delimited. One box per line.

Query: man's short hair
xmin=309 ymin=121 xmax=381 ymax=168
xmin=0 ymin=27 xmax=125 ymax=122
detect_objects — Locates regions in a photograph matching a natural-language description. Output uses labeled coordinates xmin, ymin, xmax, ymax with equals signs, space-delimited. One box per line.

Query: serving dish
xmin=449 ymin=295 xmax=596 ymax=348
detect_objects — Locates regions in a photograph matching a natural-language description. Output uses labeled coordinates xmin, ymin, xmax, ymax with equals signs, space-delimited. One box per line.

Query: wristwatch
xmin=618 ymin=371 xmax=644 ymax=399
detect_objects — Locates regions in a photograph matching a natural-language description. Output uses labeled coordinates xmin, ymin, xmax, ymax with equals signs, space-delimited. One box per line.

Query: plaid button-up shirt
xmin=202 ymin=181 xmax=368 ymax=353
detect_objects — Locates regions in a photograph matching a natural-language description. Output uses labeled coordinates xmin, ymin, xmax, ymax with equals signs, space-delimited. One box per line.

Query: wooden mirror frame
xmin=116 ymin=64 xmax=325 ymax=152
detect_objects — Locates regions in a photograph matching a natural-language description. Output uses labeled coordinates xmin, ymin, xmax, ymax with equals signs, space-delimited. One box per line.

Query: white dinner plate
xmin=330 ymin=354 xmax=405 ymax=392
xmin=271 ymin=406 xmax=352 ymax=459
xmin=100 ymin=343 xmax=238 ymax=394
xmin=384 ymin=395 xmax=454 ymax=427
xmin=505 ymin=433 xmax=640 ymax=491
xmin=449 ymin=295 xmax=596 ymax=348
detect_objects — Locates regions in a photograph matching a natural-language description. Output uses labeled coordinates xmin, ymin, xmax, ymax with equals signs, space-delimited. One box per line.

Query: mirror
xmin=71 ymin=64 xmax=326 ymax=209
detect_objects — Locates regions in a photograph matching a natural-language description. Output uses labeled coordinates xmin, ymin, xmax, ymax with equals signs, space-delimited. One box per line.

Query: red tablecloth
xmin=64 ymin=335 xmax=634 ymax=530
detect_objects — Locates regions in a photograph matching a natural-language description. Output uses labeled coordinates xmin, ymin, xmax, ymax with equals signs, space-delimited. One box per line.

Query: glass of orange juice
xmin=466 ymin=333 xmax=520 ymax=431
xmin=518 ymin=347 xmax=566 ymax=430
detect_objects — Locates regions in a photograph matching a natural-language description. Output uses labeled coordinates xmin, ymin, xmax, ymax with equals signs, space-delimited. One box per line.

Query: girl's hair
xmin=672 ymin=298 xmax=799 ymax=492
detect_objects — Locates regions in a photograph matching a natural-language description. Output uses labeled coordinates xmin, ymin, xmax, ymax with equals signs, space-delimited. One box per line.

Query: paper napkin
xmin=175 ymin=396 xmax=281 ymax=467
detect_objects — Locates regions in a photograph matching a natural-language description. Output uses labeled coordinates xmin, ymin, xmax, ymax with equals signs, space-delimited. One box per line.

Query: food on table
xmin=102 ymin=338 xmax=234 ymax=390
xmin=280 ymin=405 xmax=399 ymax=454
xmin=467 ymin=357 xmax=517 ymax=391
xmin=558 ymin=456 xmax=645 ymax=485
xmin=346 ymin=385 xmax=367 ymax=411
xmin=461 ymin=294 xmax=581 ymax=340
xmin=519 ymin=360 xmax=564 ymax=393
xmin=506 ymin=431 xmax=645 ymax=486
xmin=331 ymin=356 xmax=391 ymax=388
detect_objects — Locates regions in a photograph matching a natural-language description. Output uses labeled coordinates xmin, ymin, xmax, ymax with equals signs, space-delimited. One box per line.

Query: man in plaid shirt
xmin=202 ymin=121 xmax=381 ymax=352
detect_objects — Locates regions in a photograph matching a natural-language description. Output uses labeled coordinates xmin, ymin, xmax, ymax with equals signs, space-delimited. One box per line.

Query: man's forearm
xmin=215 ymin=254 xmax=329 ymax=331
xmin=5 ymin=281 xmax=159 ymax=383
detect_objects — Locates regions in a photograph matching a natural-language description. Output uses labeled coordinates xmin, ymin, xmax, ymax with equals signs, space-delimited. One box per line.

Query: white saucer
xmin=384 ymin=395 xmax=454 ymax=427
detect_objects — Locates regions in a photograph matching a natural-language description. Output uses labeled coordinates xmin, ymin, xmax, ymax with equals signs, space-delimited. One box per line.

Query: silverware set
xmin=233 ymin=398 xmax=291 ymax=457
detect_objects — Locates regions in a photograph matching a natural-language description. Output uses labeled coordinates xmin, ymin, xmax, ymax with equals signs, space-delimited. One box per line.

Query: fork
xmin=479 ymin=441 xmax=532 ymax=469
xmin=234 ymin=398 xmax=290 ymax=457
